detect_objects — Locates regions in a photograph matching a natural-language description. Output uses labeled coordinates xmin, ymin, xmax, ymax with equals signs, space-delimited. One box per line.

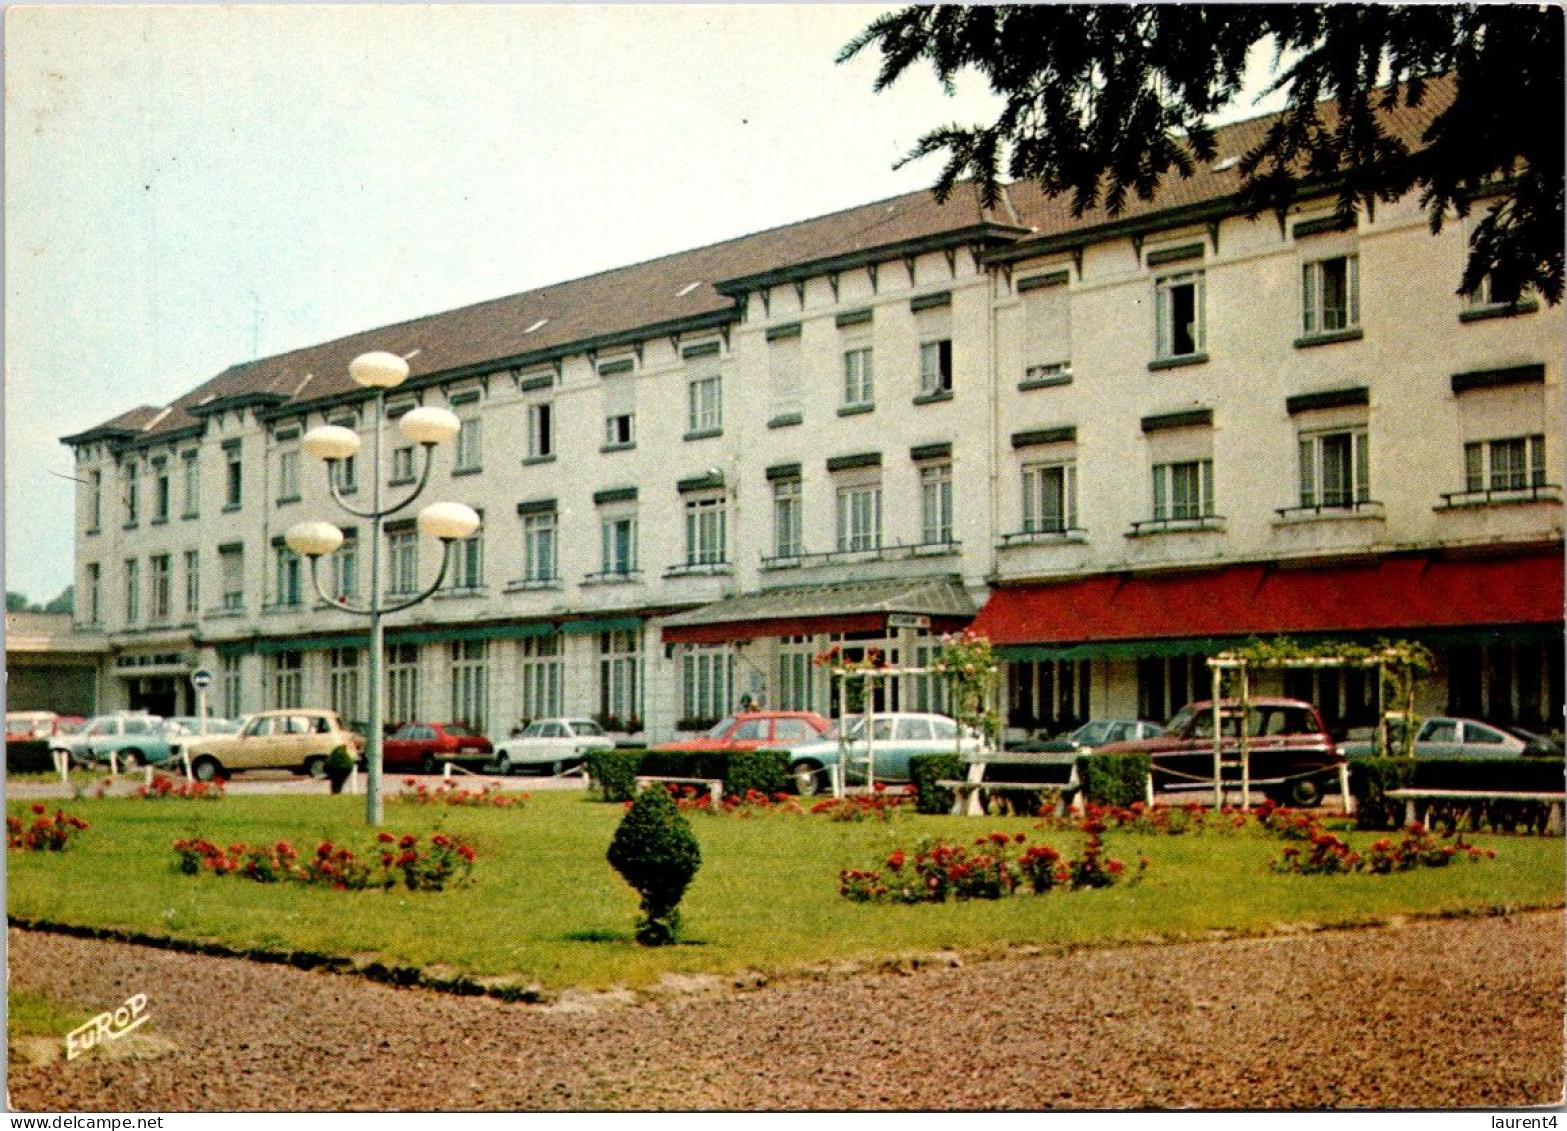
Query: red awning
xmin=971 ymin=549 xmax=1564 ymax=649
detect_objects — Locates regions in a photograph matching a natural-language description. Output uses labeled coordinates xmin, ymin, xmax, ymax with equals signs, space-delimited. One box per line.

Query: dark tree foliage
xmin=842 ymin=4 xmax=1563 ymax=303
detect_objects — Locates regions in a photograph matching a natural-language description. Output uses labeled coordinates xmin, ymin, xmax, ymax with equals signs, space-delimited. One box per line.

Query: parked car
xmin=167 ymin=715 xmax=242 ymax=738
xmin=652 ymin=710 xmax=833 ymax=754
xmin=381 ymin=722 xmax=494 ymax=774
xmin=6 ymin=710 xmax=86 ymax=742
xmin=170 ymin=709 xmax=364 ymax=781
xmin=1015 ymin=719 xmax=1165 ymax=754
xmin=1096 ymin=697 xmax=1344 ymax=807
xmin=491 ymin=717 xmax=616 ymax=776
xmin=80 ymin=717 xmax=196 ymax=770
xmin=51 ymin=712 xmax=159 ymax=768
xmin=1340 ymin=716 xmax=1565 ymax=760
xmin=786 ymin=712 xmax=983 ymax=796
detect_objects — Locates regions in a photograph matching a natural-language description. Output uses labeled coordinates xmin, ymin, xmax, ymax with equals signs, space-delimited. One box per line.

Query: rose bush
xmin=7 ymin=805 xmax=89 ymax=851
xmin=171 ymin=830 xmax=477 ymax=891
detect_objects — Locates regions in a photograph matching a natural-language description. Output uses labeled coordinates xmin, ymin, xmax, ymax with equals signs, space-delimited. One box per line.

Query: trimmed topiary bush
xmin=908 ymin=753 xmax=965 ymax=814
xmin=587 ymin=748 xmax=646 ymax=802
xmin=607 ymin=785 xmax=702 ymax=946
xmin=1077 ymin=752 xmax=1151 ymax=808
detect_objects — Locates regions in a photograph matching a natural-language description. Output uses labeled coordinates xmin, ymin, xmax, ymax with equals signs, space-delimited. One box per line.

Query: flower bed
xmin=134 ymin=773 xmax=226 ymax=801
xmin=839 ymin=823 xmax=1140 ymax=903
xmin=172 ymin=830 xmax=477 ymax=891
xmin=657 ymin=782 xmax=911 ymax=821
xmin=7 ymin=805 xmax=89 ymax=851
xmin=395 ymin=779 xmax=526 ymax=809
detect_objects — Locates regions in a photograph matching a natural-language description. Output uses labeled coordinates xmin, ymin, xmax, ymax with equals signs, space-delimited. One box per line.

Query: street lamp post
xmin=285 ymin=351 xmax=480 ymax=826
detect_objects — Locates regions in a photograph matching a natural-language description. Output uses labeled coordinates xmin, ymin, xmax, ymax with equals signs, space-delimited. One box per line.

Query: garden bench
xmin=635 ymin=775 xmax=723 ymax=804
xmin=937 ymin=756 xmax=1080 ymax=817
xmin=1385 ymin=788 xmax=1565 ymax=835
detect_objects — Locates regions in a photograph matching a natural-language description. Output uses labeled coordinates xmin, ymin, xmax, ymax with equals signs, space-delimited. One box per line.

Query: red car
xmin=653 ymin=711 xmax=832 ymax=753
xmin=380 ymin=722 xmax=494 ymax=774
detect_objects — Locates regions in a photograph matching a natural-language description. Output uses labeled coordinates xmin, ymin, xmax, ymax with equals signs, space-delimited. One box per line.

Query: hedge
xmin=585 ymin=748 xmax=791 ymax=803
xmin=7 ymin=739 xmax=55 ymax=775
xmin=1076 ymin=752 xmax=1152 ymax=808
xmin=908 ymin=754 xmax=965 ymax=814
xmin=1351 ymin=756 xmax=1566 ymax=832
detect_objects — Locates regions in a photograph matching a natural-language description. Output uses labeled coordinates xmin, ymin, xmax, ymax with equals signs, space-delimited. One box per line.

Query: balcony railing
xmin=759 ymin=540 xmax=960 ymax=571
xmin=1274 ymin=498 xmax=1385 ymax=521
xmin=1437 ymin=482 xmax=1562 ymax=509
xmin=998 ymin=527 xmax=1088 ymax=547
xmin=1126 ymin=515 xmax=1225 ymax=537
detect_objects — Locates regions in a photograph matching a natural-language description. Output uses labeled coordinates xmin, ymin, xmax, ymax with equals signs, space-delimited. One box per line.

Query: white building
xmin=63 ymin=80 xmax=1564 ymax=742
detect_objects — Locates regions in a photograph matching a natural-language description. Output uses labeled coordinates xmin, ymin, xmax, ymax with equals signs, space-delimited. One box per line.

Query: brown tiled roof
xmin=71 ymin=76 xmax=1455 ymax=445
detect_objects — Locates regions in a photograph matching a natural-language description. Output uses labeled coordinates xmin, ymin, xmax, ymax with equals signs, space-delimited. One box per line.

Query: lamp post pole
xmin=286 ymin=351 xmax=480 ymax=827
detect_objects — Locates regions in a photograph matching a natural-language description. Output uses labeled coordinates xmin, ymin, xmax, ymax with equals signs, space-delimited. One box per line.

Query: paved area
xmin=7 ymin=911 xmax=1563 ymax=1111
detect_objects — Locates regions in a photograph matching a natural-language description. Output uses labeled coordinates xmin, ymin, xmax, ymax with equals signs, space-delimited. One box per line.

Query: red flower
xmin=399 ymin=833 xmax=417 ymax=849
xmin=886 ymin=850 xmax=907 ymax=870
xmin=377 ymin=831 xmax=395 ymax=843
xmin=29 ymin=804 xmax=45 ymax=815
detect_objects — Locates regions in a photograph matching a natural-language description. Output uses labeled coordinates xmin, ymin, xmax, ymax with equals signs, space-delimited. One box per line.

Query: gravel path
xmin=8 ymin=911 xmax=1563 ymax=1111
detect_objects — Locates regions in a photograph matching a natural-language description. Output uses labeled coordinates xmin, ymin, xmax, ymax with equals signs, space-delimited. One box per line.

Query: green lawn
xmin=7 ymin=792 xmax=1563 ymax=990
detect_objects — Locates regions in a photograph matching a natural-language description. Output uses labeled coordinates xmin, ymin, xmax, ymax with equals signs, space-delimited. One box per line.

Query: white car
xmin=786 ymin=712 xmax=983 ymax=795
xmin=491 ymin=718 xmax=616 ymax=776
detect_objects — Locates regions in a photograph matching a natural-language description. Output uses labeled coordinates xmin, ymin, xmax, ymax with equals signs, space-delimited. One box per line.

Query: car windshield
xmin=1072 ymin=721 xmax=1113 ymax=745
xmin=706 ymin=716 xmax=739 ymax=739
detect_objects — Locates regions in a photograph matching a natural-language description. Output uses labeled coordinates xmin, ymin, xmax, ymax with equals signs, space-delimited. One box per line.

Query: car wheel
xmin=119 ymin=749 xmax=143 ymax=769
xmin=191 ymin=756 xmax=222 ymax=783
xmin=420 ymin=753 xmax=437 ymax=775
xmin=304 ymin=756 xmax=326 ymax=780
xmin=1286 ymin=776 xmax=1324 ymax=808
xmin=495 ymin=753 xmax=512 ymax=776
xmin=791 ymin=761 xmax=824 ymax=797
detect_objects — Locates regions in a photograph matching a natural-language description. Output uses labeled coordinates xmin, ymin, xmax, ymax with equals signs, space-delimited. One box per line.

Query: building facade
xmin=63 ymin=85 xmax=1564 ymax=742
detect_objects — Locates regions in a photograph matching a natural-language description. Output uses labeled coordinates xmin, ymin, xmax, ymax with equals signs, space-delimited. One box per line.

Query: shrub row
xmin=585 ymin=748 xmax=791 ymax=802
xmin=7 ymin=739 xmax=55 ymax=775
xmin=1350 ymin=756 xmax=1566 ymax=832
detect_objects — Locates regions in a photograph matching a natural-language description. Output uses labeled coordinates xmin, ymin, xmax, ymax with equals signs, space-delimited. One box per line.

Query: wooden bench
xmin=635 ymin=775 xmax=723 ymax=804
xmin=937 ymin=756 xmax=1081 ymax=817
xmin=1385 ymin=788 xmax=1565 ymax=835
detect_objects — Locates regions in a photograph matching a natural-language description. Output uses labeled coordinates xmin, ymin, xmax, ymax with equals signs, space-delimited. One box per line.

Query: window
xmin=224 ymin=442 xmax=242 ymax=509
xmin=85 ymin=469 xmax=103 ymax=533
xmin=688 ymin=374 xmax=722 ymax=435
xmin=388 ymin=529 xmax=419 ymax=595
xmin=1019 ymin=272 xmax=1072 ymax=386
xmin=274 ymin=543 xmax=303 ymax=608
xmin=777 ymin=637 xmax=817 ymax=711
xmin=1466 ymin=435 xmax=1547 ymax=493
xmin=1298 ymin=428 xmax=1370 ymax=509
xmin=909 ymin=642 xmax=954 ymax=715
xmin=681 ymin=645 xmax=733 ymax=725
xmin=181 ymin=452 xmax=199 ymax=517
xmin=1155 ymin=270 xmax=1205 ymax=360
xmin=599 ymin=629 xmax=642 ymax=728
xmin=149 ymin=554 xmax=171 ymax=622
xmin=527 ymin=403 xmax=553 ymax=460
xmin=1022 ymin=461 xmax=1078 ymax=534
xmin=768 ymin=328 xmax=803 ymax=422
xmin=450 ymin=640 xmax=488 ymax=732
xmin=600 ymin=515 xmax=637 ymax=577
xmin=85 ymin=563 xmax=101 ymax=625
xmin=522 ymin=510 xmax=557 ymax=583
xmin=152 ymin=459 xmax=171 ymax=522
xmin=920 ymin=462 xmax=954 ymax=545
xmin=123 ymin=559 xmax=139 ymax=624
xmin=391 ymin=445 xmax=416 ymax=485
xmin=454 ymin=416 xmax=481 ymax=472
xmin=183 ymin=550 xmax=199 ymax=616
xmin=122 ymin=463 xmax=139 ymax=527
xmin=516 ymin=634 xmax=562 ymax=723
xmin=331 ymin=452 xmax=357 ymax=495
xmin=220 ymin=655 xmax=243 ymax=719
xmin=919 ymin=340 xmax=953 ymax=397
xmin=450 ymin=529 xmax=483 ymax=590
xmin=843 ymin=347 xmax=874 ymax=409
xmin=331 ymin=532 xmax=358 ymax=601
xmin=269 ymin=651 xmax=304 ymax=710
xmin=684 ymin=494 xmax=727 ymax=566
xmin=605 ymin=413 xmax=635 ymax=447
xmin=276 ymin=448 xmax=300 ymax=503
xmin=772 ymin=477 xmax=803 ymax=560
xmin=1302 ymin=254 xmax=1360 ymax=334
xmin=329 ymin=648 xmax=361 ymax=724
xmin=385 ymin=643 xmax=420 ymax=725
xmin=1464 ymin=272 xmax=1537 ymax=314
xmin=219 ymin=545 xmax=244 ymax=611
xmin=835 ymin=481 xmax=882 ymax=552
xmin=1152 ymin=459 xmax=1214 ymax=521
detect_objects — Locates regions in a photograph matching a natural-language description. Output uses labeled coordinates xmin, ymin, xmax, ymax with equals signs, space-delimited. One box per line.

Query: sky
xmin=3 ymin=3 xmax=1288 ymax=608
